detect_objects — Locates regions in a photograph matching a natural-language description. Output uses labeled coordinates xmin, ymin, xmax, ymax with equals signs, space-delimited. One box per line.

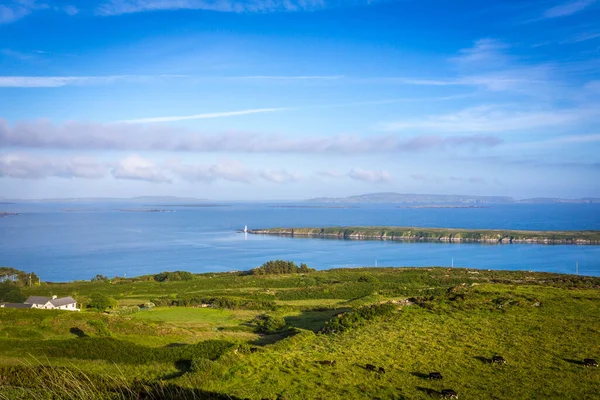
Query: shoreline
xmin=247 ymin=226 xmax=600 ymax=245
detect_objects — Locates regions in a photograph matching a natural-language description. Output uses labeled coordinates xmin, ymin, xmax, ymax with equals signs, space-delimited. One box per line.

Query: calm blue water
xmin=1 ymin=202 xmax=599 ymax=281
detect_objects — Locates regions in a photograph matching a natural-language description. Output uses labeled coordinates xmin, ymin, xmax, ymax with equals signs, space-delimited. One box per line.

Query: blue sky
xmin=0 ymin=0 xmax=599 ymax=200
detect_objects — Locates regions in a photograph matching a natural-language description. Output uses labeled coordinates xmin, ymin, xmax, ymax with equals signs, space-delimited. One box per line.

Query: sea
xmin=1 ymin=202 xmax=599 ymax=281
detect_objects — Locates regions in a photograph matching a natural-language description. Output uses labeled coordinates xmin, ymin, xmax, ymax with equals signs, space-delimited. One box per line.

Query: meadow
xmin=0 ymin=266 xmax=598 ymax=399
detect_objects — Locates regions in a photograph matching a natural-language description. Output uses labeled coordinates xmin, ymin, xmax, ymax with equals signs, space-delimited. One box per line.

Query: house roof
xmin=24 ymin=296 xmax=52 ymax=305
xmin=1 ymin=303 xmax=34 ymax=309
xmin=50 ymin=297 xmax=77 ymax=307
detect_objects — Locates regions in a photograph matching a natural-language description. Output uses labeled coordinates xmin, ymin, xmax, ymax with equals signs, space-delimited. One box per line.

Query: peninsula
xmin=247 ymin=226 xmax=600 ymax=245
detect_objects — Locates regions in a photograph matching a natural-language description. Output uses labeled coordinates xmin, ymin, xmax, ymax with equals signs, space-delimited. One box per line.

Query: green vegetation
xmin=249 ymin=226 xmax=600 ymax=244
xmin=254 ymin=314 xmax=286 ymax=333
xmin=0 ymin=267 xmax=39 ymax=287
xmin=1 ymin=266 xmax=598 ymax=399
xmin=252 ymin=260 xmax=315 ymax=275
xmin=87 ymin=293 xmax=117 ymax=311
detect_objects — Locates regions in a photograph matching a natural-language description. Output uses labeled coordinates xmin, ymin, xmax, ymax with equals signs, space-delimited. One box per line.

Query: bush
xmin=254 ymin=314 xmax=286 ymax=333
xmin=154 ymin=271 xmax=195 ymax=282
xmin=0 ymin=283 xmax=25 ymax=303
xmin=37 ymin=338 xmax=234 ymax=364
xmin=87 ymin=293 xmax=117 ymax=311
xmin=113 ymin=305 xmax=140 ymax=315
xmin=252 ymin=260 xmax=315 ymax=275
xmin=322 ymin=303 xmax=397 ymax=334
xmin=90 ymin=274 xmax=109 ymax=282
xmin=189 ymin=357 xmax=215 ymax=373
xmin=87 ymin=320 xmax=112 ymax=337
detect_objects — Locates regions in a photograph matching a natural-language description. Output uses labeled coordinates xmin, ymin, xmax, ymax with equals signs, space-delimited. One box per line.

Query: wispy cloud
xmin=96 ymin=0 xmax=370 ymax=16
xmin=410 ymin=174 xmax=488 ymax=185
xmin=226 ymin=75 xmax=345 ymax=81
xmin=542 ymin=0 xmax=596 ymax=19
xmin=0 ymin=152 xmax=310 ymax=184
xmin=112 ymin=155 xmax=170 ymax=182
xmin=380 ymin=105 xmax=598 ymax=133
xmin=560 ymin=32 xmax=600 ymax=43
xmin=0 ymin=119 xmax=502 ymax=153
xmin=261 ymin=169 xmax=302 ymax=183
xmin=348 ymin=168 xmax=393 ymax=183
xmin=318 ymin=168 xmax=394 ymax=183
xmin=0 ymin=153 xmax=107 ymax=179
xmin=118 ymin=108 xmax=286 ymax=123
xmin=0 ymin=1 xmax=78 ymax=24
xmin=167 ymin=159 xmax=254 ymax=183
xmin=0 ymin=75 xmax=184 ymax=88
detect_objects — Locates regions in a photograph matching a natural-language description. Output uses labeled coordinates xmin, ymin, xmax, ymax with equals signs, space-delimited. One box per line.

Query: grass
xmin=1 ymin=267 xmax=599 ymax=399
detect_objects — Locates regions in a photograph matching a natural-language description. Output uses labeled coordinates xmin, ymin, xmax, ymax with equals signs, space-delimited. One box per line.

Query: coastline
xmin=247 ymin=226 xmax=600 ymax=245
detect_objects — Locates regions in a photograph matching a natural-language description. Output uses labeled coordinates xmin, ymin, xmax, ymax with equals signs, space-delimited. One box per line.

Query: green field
xmin=1 ymin=267 xmax=599 ymax=399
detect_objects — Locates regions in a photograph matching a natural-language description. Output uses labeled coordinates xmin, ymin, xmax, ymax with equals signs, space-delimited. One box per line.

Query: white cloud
xmin=0 ymin=1 xmax=78 ymax=23
xmin=380 ymin=105 xmax=597 ymax=133
xmin=347 ymin=168 xmax=392 ymax=183
xmin=0 ymin=153 xmax=107 ymax=179
xmin=118 ymin=108 xmax=286 ymax=123
xmin=226 ymin=75 xmax=344 ymax=81
xmin=0 ymin=119 xmax=503 ymax=153
xmin=96 ymin=0 xmax=366 ymax=16
xmin=0 ymin=75 xmax=182 ymax=88
xmin=410 ymin=174 xmax=488 ymax=185
xmin=260 ymin=169 xmax=301 ymax=183
xmin=112 ymin=155 xmax=170 ymax=182
xmin=542 ymin=0 xmax=596 ymax=19
xmin=167 ymin=159 xmax=254 ymax=183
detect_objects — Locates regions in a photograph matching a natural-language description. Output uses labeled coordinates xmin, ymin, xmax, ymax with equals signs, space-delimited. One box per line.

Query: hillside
xmin=0 ymin=267 xmax=598 ymax=399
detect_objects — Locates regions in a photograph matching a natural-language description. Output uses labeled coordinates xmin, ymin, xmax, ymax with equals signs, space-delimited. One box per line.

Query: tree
xmin=0 ymin=267 xmax=39 ymax=286
xmin=87 ymin=292 xmax=117 ymax=311
xmin=0 ymin=283 xmax=24 ymax=303
xmin=91 ymin=274 xmax=109 ymax=282
xmin=252 ymin=260 xmax=315 ymax=275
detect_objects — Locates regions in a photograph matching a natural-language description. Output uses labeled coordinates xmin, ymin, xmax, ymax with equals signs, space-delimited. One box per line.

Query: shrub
xmin=0 ymin=283 xmax=25 ymax=303
xmin=90 ymin=274 xmax=109 ymax=282
xmin=87 ymin=293 xmax=117 ymax=311
xmin=37 ymin=338 xmax=234 ymax=364
xmin=252 ymin=260 xmax=315 ymax=275
xmin=87 ymin=320 xmax=112 ymax=337
xmin=322 ymin=303 xmax=397 ymax=334
xmin=113 ymin=305 xmax=140 ymax=315
xmin=189 ymin=357 xmax=215 ymax=373
xmin=254 ymin=314 xmax=286 ymax=333
xmin=154 ymin=271 xmax=195 ymax=282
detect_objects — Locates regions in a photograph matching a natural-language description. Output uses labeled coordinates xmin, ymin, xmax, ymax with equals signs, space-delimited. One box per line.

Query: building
xmin=0 ymin=295 xmax=79 ymax=311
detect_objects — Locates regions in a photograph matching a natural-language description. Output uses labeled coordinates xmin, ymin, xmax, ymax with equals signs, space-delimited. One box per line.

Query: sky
xmin=0 ymin=0 xmax=599 ymax=200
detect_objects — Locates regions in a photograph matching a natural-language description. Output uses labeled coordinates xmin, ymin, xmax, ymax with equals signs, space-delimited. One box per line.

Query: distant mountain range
xmin=0 ymin=196 xmax=207 ymax=203
xmin=307 ymin=193 xmax=600 ymax=204
xmin=2 ymin=194 xmax=599 ymax=205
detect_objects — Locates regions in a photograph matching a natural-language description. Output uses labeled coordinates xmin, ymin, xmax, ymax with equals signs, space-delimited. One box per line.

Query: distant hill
xmin=307 ymin=192 xmax=515 ymax=204
xmin=517 ymin=198 xmax=600 ymax=204
xmin=3 ymin=196 xmax=208 ymax=203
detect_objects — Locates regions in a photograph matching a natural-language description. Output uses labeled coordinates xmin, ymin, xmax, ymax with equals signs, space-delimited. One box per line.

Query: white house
xmin=23 ymin=295 xmax=79 ymax=311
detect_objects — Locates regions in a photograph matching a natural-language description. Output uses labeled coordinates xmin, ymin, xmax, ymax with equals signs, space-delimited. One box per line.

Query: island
xmin=0 ymin=212 xmax=18 ymax=218
xmin=247 ymin=226 xmax=600 ymax=245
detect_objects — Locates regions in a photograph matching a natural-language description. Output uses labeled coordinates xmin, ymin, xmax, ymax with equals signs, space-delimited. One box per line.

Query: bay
xmin=1 ymin=202 xmax=599 ymax=281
